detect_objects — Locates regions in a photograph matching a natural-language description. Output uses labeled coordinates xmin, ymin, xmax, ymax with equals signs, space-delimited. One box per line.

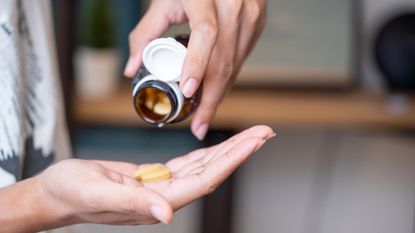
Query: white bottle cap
xmin=142 ymin=38 xmax=187 ymax=83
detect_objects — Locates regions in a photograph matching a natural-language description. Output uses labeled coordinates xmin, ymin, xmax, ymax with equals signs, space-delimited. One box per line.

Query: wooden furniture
xmin=74 ymin=84 xmax=415 ymax=130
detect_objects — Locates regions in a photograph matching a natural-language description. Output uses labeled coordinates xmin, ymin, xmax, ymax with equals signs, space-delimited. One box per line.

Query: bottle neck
xmin=133 ymin=79 xmax=183 ymax=126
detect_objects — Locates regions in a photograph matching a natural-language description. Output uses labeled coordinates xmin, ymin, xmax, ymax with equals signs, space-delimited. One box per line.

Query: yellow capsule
xmin=145 ymin=98 xmax=155 ymax=110
xmin=133 ymin=164 xmax=164 ymax=181
xmin=140 ymin=167 xmax=171 ymax=182
xmin=153 ymin=102 xmax=172 ymax=115
xmin=160 ymin=95 xmax=170 ymax=104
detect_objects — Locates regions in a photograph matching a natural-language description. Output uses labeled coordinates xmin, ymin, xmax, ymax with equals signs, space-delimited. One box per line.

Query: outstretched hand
xmin=99 ymin=125 xmax=274 ymax=210
xmin=37 ymin=125 xmax=274 ymax=229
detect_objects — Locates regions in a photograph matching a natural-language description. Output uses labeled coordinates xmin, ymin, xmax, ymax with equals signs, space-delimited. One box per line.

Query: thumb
xmin=126 ymin=186 xmax=173 ymax=224
xmin=124 ymin=7 xmax=170 ymax=77
xmin=103 ymin=183 xmax=174 ymax=224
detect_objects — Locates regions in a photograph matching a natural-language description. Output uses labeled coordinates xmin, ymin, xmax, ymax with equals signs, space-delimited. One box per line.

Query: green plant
xmin=79 ymin=0 xmax=116 ymax=48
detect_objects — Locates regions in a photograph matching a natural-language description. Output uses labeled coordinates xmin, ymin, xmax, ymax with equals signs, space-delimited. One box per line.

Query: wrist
xmin=0 ymin=176 xmax=78 ymax=232
xmin=35 ymin=173 xmax=80 ymax=230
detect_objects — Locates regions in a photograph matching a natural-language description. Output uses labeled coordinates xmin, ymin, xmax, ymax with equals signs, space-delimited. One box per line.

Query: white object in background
xmin=74 ymin=47 xmax=121 ymax=100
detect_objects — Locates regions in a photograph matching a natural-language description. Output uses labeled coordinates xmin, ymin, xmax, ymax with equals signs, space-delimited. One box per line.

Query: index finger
xmin=179 ymin=0 xmax=218 ymax=98
xmin=124 ymin=4 xmax=170 ymax=77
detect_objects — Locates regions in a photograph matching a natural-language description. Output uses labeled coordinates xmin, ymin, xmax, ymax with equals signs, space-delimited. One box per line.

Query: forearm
xmin=0 ymin=176 xmax=74 ymax=233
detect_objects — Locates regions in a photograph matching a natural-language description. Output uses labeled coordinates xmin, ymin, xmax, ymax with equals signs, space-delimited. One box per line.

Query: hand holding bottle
xmin=124 ymin=0 xmax=267 ymax=140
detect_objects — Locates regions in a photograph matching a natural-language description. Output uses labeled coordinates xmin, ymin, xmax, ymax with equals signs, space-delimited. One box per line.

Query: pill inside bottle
xmin=135 ymin=87 xmax=173 ymax=123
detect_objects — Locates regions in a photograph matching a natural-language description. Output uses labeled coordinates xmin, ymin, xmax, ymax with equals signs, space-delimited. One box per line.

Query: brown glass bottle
xmin=132 ymin=35 xmax=201 ymax=127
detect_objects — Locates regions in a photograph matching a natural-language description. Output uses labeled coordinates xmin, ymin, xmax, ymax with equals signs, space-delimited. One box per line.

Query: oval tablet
xmin=133 ymin=164 xmax=164 ymax=180
xmin=140 ymin=168 xmax=171 ymax=182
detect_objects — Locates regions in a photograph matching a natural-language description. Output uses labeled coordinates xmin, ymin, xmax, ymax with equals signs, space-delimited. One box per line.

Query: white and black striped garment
xmin=0 ymin=0 xmax=71 ymax=188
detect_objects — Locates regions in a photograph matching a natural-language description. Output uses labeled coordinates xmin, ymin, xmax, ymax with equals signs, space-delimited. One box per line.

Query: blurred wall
xmin=234 ymin=128 xmax=415 ymax=233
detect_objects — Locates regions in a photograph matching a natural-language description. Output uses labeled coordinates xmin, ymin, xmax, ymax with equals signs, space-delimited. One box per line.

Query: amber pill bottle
xmin=132 ymin=36 xmax=201 ymax=127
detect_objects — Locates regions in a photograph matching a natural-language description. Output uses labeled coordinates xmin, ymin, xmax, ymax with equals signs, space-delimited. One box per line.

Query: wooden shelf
xmin=73 ymin=85 xmax=415 ymax=130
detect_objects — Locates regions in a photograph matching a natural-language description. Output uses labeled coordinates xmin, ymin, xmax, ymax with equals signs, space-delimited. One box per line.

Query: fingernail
xmin=124 ymin=56 xmax=136 ymax=76
xmin=182 ymin=78 xmax=198 ymax=97
xmin=195 ymin=123 xmax=209 ymax=141
xmin=150 ymin=205 xmax=168 ymax=224
xmin=265 ymin=132 xmax=277 ymax=140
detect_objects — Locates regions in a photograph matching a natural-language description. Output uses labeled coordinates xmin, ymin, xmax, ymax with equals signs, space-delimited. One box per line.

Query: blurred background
xmin=52 ymin=0 xmax=415 ymax=233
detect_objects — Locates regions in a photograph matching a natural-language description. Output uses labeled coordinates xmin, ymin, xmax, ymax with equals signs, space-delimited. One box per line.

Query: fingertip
xmin=181 ymin=77 xmax=199 ymax=98
xmin=147 ymin=190 xmax=173 ymax=224
xmin=165 ymin=208 xmax=174 ymax=224
xmin=127 ymin=186 xmax=173 ymax=224
xmin=192 ymin=122 xmax=209 ymax=141
xmin=150 ymin=204 xmax=173 ymax=225
xmin=191 ymin=101 xmax=218 ymax=141
xmin=123 ymin=55 xmax=141 ymax=78
xmin=267 ymin=132 xmax=277 ymax=140
xmin=246 ymin=125 xmax=275 ymax=140
xmin=162 ymin=201 xmax=174 ymax=224
xmin=250 ymin=125 xmax=273 ymax=133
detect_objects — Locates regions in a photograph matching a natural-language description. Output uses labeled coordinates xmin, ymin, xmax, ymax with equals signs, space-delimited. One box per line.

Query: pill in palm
xmin=139 ymin=167 xmax=171 ymax=182
xmin=133 ymin=164 xmax=164 ymax=180
xmin=133 ymin=164 xmax=171 ymax=182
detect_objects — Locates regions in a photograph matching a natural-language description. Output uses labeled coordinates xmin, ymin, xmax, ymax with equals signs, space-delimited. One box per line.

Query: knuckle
xmin=118 ymin=187 xmax=139 ymax=214
xmin=213 ymin=62 xmax=234 ymax=79
xmin=196 ymin=21 xmax=218 ymax=40
xmin=227 ymin=0 xmax=244 ymax=21
xmin=246 ymin=2 xmax=262 ymax=25
xmin=122 ymin=197 xmax=138 ymax=214
xmin=168 ymin=10 xmax=187 ymax=23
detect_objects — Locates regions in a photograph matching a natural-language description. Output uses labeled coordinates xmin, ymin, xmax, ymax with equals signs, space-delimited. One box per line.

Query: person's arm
xmin=0 ymin=162 xmax=173 ymax=233
xmin=0 ymin=176 xmax=73 ymax=233
xmin=0 ymin=125 xmax=274 ymax=233
xmin=124 ymin=0 xmax=267 ymax=140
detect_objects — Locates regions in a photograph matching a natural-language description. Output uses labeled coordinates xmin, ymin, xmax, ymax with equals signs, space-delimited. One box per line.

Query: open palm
xmin=97 ymin=125 xmax=274 ymax=210
xmin=38 ymin=125 xmax=273 ymax=228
